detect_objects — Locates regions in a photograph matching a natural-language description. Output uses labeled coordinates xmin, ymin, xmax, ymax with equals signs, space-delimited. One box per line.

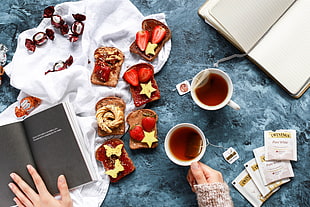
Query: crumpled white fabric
xmin=1 ymin=0 xmax=171 ymax=206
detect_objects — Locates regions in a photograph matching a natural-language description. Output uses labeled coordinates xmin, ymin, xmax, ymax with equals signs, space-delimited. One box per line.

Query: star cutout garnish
xmin=140 ymin=81 xmax=156 ymax=98
xmin=145 ymin=42 xmax=158 ymax=55
xmin=141 ymin=130 xmax=158 ymax=148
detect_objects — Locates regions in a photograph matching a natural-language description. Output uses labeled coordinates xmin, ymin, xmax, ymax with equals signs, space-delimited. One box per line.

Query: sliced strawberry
xmin=123 ymin=69 xmax=139 ymax=86
xmin=95 ymin=65 xmax=111 ymax=82
xmin=129 ymin=125 xmax=145 ymax=141
xmin=151 ymin=26 xmax=166 ymax=44
xmin=136 ymin=30 xmax=150 ymax=51
xmin=138 ymin=67 xmax=153 ymax=83
xmin=142 ymin=116 xmax=156 ymax=132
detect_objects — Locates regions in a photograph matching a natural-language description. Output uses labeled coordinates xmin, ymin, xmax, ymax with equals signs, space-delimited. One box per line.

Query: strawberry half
xmin=129 ymin=125 xmax=145 ymax=141
xmin=123 ymin=69 xmax=139 ymax=86
xmin=151 ymin=26 xmax=166 ymax=44
xmin=142 ymin=116 xmax=156 ymax=132
xmin=138 ymin=67 xmax=153 ymax=83
xmin=136 ymin=30 xmax=150 ymax=51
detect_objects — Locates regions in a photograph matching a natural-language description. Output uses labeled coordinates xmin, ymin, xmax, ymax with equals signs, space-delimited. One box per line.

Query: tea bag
xmin=244 ymin=158 xmax=290 ymax=197
xmin=192 ymin=69 xmax=210 ymax=89
xmin=253 ymin=147 xmax=294 ymax=185
xmin=232 ymin=169 xmax=278 ymax=207
xmin=185 ymin=135 xmax=202 ymax=158
xmin=264 ymin=130 xmax=297 ymax=161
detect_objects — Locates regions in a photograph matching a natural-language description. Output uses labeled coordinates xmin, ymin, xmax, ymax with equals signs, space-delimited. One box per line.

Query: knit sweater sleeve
xmin=194 ymin=182 xmax=233 ymax=207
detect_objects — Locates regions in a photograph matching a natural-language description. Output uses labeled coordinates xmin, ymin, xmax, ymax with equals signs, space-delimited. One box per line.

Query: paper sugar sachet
xmin=232 ymin=169 xmax=278 ymax=207
xmin=244 ymin=158 xmax=290 ymax=197
xmin=264 ymin=130 xmax=297 ymax=161
xmin=253 ymin=147 xmax=294 ymax=185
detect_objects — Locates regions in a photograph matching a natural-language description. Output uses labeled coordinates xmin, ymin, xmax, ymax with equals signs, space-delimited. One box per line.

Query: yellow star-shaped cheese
xmin=141 ymin=130 xmax=158 ymax=148
xmin=145 ymin=42 xmax=158 ymax=55
xmin=140 ymin=81 xmax=157 ymax=98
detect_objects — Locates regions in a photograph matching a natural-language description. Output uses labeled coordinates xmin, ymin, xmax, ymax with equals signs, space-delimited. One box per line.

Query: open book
xmin=198 ymin=0 xmax=310 ymax=98
xmin=0 ymin=102 xmax=99 ymax=207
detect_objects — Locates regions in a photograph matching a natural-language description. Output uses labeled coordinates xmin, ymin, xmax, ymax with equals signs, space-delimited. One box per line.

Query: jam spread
xmin=96 ymin=138 xmax=135 ymax=182
xmin=129 ymin=63 xmax=160 ymax=107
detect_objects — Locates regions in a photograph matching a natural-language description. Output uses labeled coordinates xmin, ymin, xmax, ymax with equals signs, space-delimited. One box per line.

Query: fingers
xmin=189 ymin=162 xmax=224 ymax=185
xmin=13 ymin=197 xmax=26 ymax=207
xmin=26 ymin=165 xmax=50 ymax=197
xmin=57 ymin=175 xmax=72 ymax=205
xmin=199 ymin=162 xmax=223 ymax=183
xmin=190 ymin=161 xmax=207 ymax=184
xmin=9 ymin=172 xmax=38 ymax=206
xmin=186 ymin=169 xmax=197 ymax=192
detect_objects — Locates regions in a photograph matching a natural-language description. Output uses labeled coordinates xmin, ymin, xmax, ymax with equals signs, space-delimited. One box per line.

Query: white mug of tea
xmin=164 ymin=123 xmax=207 ymax=166
xmin=191 ymin=68 xmax=240 ymax=110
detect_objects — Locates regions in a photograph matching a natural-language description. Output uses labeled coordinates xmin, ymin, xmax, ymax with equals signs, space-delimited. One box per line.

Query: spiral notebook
xmin=199 ymin=0 xmax=310 ymax=98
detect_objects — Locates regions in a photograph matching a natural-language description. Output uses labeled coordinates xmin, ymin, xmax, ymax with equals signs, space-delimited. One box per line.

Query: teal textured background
xmin=0 ymin=0 xmax=309 ymax=206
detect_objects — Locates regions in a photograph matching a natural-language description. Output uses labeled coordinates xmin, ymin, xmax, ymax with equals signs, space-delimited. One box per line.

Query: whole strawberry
xmin=129 ymin=125 xmax=145 ymax=141
xmin=142 ymin=116 xmax=156 ymax=132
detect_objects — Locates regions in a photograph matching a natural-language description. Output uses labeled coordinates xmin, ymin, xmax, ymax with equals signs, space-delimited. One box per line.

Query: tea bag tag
xmin=176 ymin=80 xmax=191 ymax=96
xmin=223 ymin=147 xmax=239 ymax=164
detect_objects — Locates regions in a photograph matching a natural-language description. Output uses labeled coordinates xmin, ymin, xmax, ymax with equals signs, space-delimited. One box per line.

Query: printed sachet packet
xmin=264 ymin=130 xmax=297 ymax=161
xmin=232 ymin=169 xmax=278 ymax=207
xmin=244 ymin=158 xmax=290 ymax=197
xmin=253 ymin=147 xmax=294 ymax=185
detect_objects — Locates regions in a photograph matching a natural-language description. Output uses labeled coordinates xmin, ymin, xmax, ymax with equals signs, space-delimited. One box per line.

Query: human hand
xmin=186 ymin=161 xmax=223 ymax=192
xmin=8 ymin=165 xmax=73 ymax=207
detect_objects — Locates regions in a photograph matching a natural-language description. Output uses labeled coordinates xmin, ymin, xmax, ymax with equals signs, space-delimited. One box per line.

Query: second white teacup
xmin=164 ymin=123 xmax=207 ymax=166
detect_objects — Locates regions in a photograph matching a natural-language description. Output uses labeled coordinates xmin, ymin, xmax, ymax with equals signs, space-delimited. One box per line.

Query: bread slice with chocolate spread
xmin=130 ymin=19 xmax=171 ymax=62
xmin=127 ymin=109 xmax=158 ymax=149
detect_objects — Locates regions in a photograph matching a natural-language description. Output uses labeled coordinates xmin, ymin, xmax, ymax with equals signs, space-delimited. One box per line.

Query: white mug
xmin=164 ymin=123 xmax=207 ymax=166
xmin=191 ymin=68 xmax=240 ymax=110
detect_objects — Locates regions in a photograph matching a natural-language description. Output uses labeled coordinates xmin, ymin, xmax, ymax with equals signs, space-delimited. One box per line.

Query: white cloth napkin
xmin=2 ymin=0 xmax=171 ymax=206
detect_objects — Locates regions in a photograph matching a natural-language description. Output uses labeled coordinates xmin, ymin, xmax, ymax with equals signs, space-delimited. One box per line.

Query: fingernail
xmin=27 ymin=164 xmax=33 ymax=171
xmin=59 ymin=175 xmax=65 ymax=184
xmin=8 ymin=183 xmax=13 ymax=189
xmin=10 ymin=173 xmax=15 ymax=179
xmin=191 ymin=161 xmax=199 ymax=170
xmin=13 ymin=197 xmax=18 ymax=204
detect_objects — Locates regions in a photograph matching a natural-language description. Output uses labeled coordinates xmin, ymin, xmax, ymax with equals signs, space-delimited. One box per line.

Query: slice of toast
xmin=95 ymin=97 xmax=126 ymax=137
xmin=95 ymin=138 xmax=135 ymax=183
xmin=91 ymin=47 xmax=124 ymax=87
xmin=127 ymin=109 xmax=158 ymax=149
xmin=130 ymin=19 xmax=171 ymax=62
xmin=124 ymin=63 xmax=161 ymax=107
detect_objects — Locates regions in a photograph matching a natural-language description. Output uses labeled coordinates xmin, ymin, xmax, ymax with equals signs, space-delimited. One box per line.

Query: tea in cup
xmin=191 ymin=68 xmax=240 ymax=110
xmin=164 ymin=123 xmax=206 ymax=166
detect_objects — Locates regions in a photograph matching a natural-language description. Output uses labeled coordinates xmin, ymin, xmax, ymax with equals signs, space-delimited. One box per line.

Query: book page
xmin=249 ymin=0 xmax=310 ymax=96
xmin=198 ymin=0 xmax=244 ymax=51
xmin=0 ymin=122 xmax=36 ymax=207
xmin=209 ymin=0 xmax=295 ymax=52
xmin=23 ymin=103 xmax=94 ymax=195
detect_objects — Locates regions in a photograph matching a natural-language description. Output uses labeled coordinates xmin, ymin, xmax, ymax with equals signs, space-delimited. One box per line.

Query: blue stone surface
xmin=0 ymin=0 xmax=309 ymax=206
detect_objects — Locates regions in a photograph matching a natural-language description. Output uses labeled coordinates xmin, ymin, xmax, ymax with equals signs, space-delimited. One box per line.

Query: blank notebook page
xmin=210 ymin=0 xmax=294 ymax=52
xmin=249 ymin=0 xmax=310 ymax=96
